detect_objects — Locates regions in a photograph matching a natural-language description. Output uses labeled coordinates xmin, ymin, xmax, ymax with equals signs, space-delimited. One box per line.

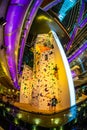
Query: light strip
xmin=66 ymin=26 xmax=78 ymax=50
xmin=52 ymin=30 xmax=76 ymax=106
xmin=4 ymin=0 xmax=32 ymax=89
xmin=58 ymin=0 xmax=77 ymax=21
xmin=43 ymin=0 xmax=62 ymax=11
xmin=68 ymin=42 xmax=87 ymax=63
xmin=77 ymin=0 xmax=85 ymax=23
xmin=66 ymin=0 xmax=85 ymax=50
xmin=79 ymin=17 xmax=87 ymax=28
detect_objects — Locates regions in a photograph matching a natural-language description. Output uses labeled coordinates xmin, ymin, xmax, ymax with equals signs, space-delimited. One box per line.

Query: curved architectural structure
xmin=4 ymin=0 xmax=32 ymax=89
xmin=4 ymin=0 xmax=43 ymax=89
xmin=20 ymin=31 xmax=75 ymax=111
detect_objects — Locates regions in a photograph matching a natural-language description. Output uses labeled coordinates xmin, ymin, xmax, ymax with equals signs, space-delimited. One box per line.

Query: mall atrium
xmin=0 ymin=0 xmax=87 ymax=130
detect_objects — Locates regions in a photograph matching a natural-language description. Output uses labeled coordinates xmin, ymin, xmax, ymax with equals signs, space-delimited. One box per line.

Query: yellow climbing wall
xmin=20 ymin=31 xmax=75 ymax=111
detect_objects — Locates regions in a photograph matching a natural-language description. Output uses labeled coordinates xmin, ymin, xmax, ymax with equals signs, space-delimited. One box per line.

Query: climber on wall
xmin=51 ymin=96 xmax=58 ymax=112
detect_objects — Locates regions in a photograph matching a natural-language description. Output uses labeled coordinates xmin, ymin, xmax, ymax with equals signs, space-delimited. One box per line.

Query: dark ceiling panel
xmin=29 ymin=9 xmax=70 ymax=45
xmin=41 ymin=0 xmax=54 ymax=7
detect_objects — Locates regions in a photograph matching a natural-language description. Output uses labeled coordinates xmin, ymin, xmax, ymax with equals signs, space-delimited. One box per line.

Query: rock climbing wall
xmin=20 ymin=64 xmax=33 ymax=104
xmin=20 ymin=31 xmax=75 ymax=111
xmin=32 ymin=32 xmax=62 ymax=110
